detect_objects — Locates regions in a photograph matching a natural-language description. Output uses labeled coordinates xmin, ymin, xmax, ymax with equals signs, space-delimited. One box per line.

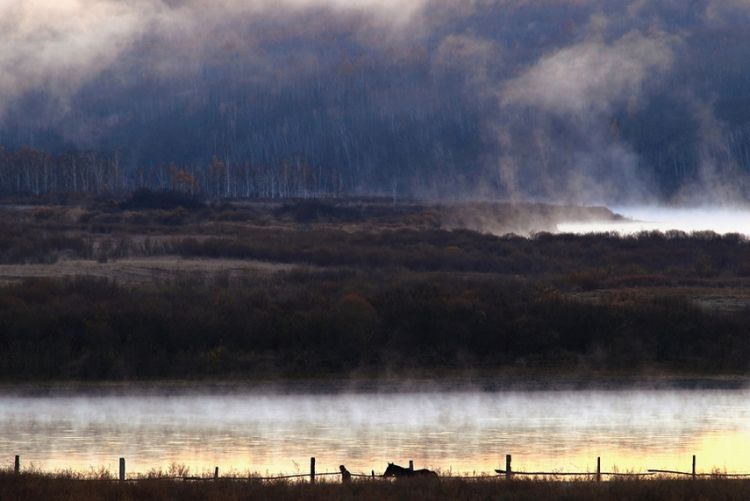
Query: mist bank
xmin=558 ymin=206 xmax=750 ymax=236
xmin=3 ymin=1 xmax=750 ymax=203
xmin=3 ymin=387 xmax=750 ymax=476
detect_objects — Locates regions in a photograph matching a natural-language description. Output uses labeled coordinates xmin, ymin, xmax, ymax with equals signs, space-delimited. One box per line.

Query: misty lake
xmin=557 ymin=206 xmax=750 ymax=236
xmin=2 ymin=383 xmax=750 ymax=477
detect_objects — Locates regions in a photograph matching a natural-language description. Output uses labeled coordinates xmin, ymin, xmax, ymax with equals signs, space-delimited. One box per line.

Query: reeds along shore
xmin=3 ymin=472 xmax=750 ymax=501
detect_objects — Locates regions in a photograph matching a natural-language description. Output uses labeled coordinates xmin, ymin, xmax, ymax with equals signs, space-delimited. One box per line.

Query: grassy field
xmin=2 ymin=472 xmax=750 ymax=500
xmin=0 ymin=257 xmax=300 ymax=286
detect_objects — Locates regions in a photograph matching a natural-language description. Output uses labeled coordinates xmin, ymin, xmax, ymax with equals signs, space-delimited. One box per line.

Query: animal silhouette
xmin=339 ymin=464 xmax=352 ymax=483
xmin=383 ymin=462 xmax=438 ymax=479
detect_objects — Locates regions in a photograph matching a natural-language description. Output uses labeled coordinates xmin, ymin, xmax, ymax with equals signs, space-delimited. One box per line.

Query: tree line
xmin=0 ymin=146 xmax=346 ymax=198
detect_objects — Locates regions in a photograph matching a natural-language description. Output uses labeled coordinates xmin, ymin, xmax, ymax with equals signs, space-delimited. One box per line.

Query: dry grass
xmin=571 ymin=286 xmax=750 ymax=313
xmin=2 ymin=472 xmax=750 ymax=500
xmin=0 ymin=257 xmax=302 ymax=286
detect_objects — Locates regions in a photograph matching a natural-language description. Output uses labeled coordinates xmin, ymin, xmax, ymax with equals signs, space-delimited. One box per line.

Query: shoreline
xmin=3 ymin=472 xmax=750 ymax=500
xmin=0 ymin=372 xmax=748 ymax=396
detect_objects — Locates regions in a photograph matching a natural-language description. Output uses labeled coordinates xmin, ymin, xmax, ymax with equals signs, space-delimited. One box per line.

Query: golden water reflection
xmin=2 ymin=388 xmax=750 ymax=476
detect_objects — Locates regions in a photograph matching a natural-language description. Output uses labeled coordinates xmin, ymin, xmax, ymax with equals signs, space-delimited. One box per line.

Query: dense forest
xmin=4 ymin=1 xmax=750 ymax=201
xmin=0 ymin=197 xmax=748 ymax=380
xmin=1 ymin=273 xmax=746 ymax=380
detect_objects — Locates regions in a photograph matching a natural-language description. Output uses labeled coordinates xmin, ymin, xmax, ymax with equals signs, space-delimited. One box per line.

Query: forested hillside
xmin=3 ymin=1 xmax=750 ymax=201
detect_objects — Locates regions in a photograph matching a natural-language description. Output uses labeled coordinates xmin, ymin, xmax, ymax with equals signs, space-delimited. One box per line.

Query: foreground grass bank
xmin=2 ymin=473 xmax=750 ymax=501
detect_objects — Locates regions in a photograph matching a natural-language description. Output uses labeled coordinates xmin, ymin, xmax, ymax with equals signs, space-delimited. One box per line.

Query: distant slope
xmin=3 ymin=1 xmax=750 ymax=202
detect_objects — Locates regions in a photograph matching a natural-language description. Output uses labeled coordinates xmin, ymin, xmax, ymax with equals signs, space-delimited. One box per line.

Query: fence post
xmin=119 ymin=457 xmax=125 ymax=482
xmin=596 ymin=457 xmax=601 ymax=482
xmin=310 ymin=457 xmax=316 ymax=484
xmin=692 ymin=455 xmax=696 ymax=480
xmin=214 ymin=466 xmax=219 ymax=480
xmin=505 ymin=454 xmax=512 ymax=480
xmin=14 ymin=455 xmax=19 ymax=474
xmin=409 ymin=460 xmax=414 ymax=471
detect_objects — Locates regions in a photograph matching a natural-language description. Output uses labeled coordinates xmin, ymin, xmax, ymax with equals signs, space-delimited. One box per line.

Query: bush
xmin=119 ymin=189 xmax=204 ymax=211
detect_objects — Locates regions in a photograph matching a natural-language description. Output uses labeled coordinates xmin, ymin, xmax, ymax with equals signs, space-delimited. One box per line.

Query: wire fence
xmin=8 ymin=453 xmax=750 ymax=483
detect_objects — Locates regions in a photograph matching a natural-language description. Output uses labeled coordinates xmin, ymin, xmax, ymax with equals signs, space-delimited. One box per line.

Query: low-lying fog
xmin=2 ymin=386 xmax=750 ymax=476
xmin=558 ymin=207 xmax=750 ymax=236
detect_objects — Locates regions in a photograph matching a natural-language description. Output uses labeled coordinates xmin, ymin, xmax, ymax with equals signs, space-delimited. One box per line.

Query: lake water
xmin=2 ymin=384 xmax=750 ymax=477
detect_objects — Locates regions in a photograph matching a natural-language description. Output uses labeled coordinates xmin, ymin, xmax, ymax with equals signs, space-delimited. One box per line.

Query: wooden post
xmin=119 ymin=458 xmax=125 ymax=482
xmin=505 ymin=454 xmax=512 ymax=480
xmin=371 ymin=470 xmax=375 ymax=478
xmin=409 ymin=460 xmax=414 ymax=471
xmin=214 ymin=466 xmax=219 ymax=480
xmin=692 ymin=455 xmax=696 ymax=480
xmin=310 ymin=457 xmax=315 ymax=484
xmin=14 ymin=455 xmax=19 ymax=474
xmin=596 ymin=457 xmax=601 ymax=482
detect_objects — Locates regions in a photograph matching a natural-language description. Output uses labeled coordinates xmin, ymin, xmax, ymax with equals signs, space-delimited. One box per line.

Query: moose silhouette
xmin=383 ymin=462 xmax=438 ymax=479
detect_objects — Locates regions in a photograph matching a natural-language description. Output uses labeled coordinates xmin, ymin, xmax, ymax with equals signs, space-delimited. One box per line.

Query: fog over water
xmin=558 ymin=206 xmax=750 ymax=236
xmin=2 ymin=386 xmax=750 ymax=476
